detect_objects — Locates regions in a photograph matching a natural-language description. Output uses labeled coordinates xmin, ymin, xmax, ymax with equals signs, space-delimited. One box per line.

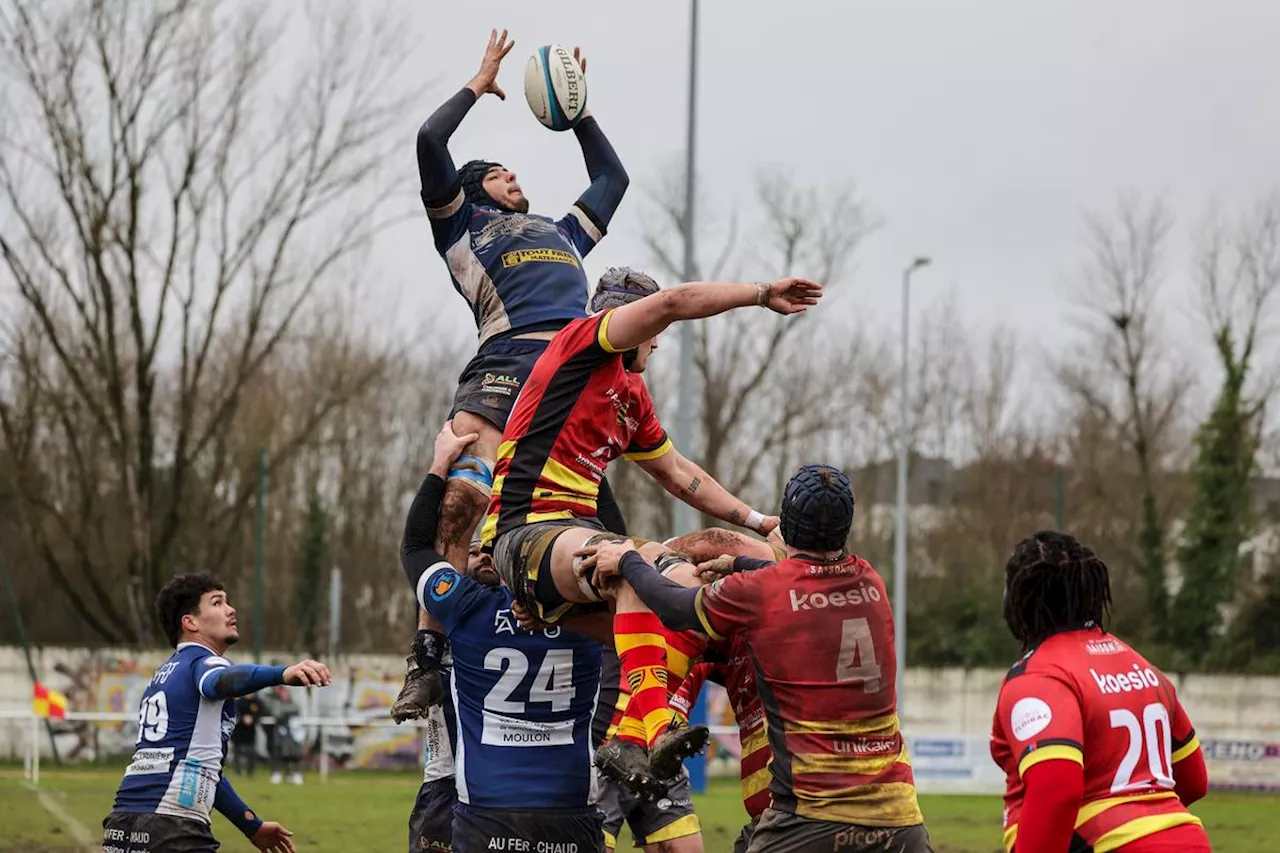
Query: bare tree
xmin=1055 ymin=194 xmax=1191 ymax=640
xmin=1170 ymin=191 xmax=1280 ymax=663
xmin=0 ymin=0 xmax=418 ymax=643
xmin=635 ymin=165 xmax=881 ymax=526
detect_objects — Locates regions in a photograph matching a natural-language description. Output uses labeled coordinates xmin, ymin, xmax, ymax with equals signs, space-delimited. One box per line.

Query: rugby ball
xmin=524 ymin=45 xmax=587 ymax=131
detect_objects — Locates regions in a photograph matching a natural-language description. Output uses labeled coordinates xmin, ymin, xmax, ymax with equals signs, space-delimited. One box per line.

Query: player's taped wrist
xmin=412 ymin=629 xmax=449 ymax=672
xmin=755 ymin=282 xmax=770 ymax=307
xmin=743 ymin=509 xmax=767 ymax=532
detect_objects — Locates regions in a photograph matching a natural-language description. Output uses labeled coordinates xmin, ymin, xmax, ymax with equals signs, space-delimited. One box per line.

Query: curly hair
xmin=1003 ymin=531 xmax=1111 ymax=648
xmin=155 ymin=573 xmax=225 ymax=648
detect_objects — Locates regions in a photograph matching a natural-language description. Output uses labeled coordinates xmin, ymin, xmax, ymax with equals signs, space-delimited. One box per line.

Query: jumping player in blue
xmin=401 ymin=421 xmax=605 ymax=852
xmin=103 ymin=574 xmax=332 ymax=853
xmin=394 ymin=26 xmax=630 ymax=723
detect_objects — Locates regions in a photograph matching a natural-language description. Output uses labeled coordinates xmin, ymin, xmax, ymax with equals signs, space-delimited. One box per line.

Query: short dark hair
xmin=1003 ymin=531 xmax=1111 ymax=648
xmin=155 ymin=573 xmax=225 ymax=648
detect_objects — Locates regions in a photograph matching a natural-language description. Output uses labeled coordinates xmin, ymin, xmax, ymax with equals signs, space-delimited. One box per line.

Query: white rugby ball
xmin=524 ymin=45 xmax=587 ymax=131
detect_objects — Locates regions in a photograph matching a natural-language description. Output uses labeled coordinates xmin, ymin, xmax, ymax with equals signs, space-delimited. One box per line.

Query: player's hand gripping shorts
xmin=492 ymin=519 xmax=651 ymax=625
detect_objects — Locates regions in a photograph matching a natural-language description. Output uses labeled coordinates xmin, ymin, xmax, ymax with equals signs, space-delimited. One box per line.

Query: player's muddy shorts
xmin=492 ymin=519 xmax=652 ymax=624
xmin=450 ymin=335 xmax=553 ymax=430
xmin=451 ymin=802 xmax=604 ymax=853
xmin=597 ymin=767 xmax=700 ymax=849
xmin=102 ymin=812 xmax=218 ymax=853
xmin=734 ymin=817 xmax=759 ymax=853
xmin=746 ymin=809 xmax=934 ymax=853
xmin=409 ymin=778 xmax=457 ymax=852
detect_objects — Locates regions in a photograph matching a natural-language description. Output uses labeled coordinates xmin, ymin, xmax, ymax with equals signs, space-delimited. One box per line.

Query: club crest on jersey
xmin=1009 ymin=696 xmax=1053 ymax=741
xmin=430 ymin=570 xmax=460 ymax=601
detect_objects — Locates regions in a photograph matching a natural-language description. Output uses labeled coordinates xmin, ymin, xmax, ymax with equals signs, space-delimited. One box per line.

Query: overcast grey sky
xmin=376 ymin=0 xmax=1280 ymax=378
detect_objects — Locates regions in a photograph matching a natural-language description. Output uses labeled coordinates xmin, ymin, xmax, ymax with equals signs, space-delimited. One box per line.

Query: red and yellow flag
xmin=33 ymin=683 xmax=67 ymax=720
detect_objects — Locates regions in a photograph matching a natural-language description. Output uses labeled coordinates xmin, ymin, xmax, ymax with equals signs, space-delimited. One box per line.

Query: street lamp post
xmin=894 ymin=256 xmax=930 ymax=710
xmin=672 ymin=0 xmax=700 ymax=539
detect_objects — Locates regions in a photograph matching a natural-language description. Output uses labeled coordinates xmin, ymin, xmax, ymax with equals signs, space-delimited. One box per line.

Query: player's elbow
xmin=610 ymin=166 xmax=630 ymax=198
xmin=418 ymin=118 xmax=444 ymax=149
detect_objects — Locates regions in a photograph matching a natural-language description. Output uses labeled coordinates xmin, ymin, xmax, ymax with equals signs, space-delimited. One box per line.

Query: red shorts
xmin=1115 ymin=822 xmax=1211 ymax=852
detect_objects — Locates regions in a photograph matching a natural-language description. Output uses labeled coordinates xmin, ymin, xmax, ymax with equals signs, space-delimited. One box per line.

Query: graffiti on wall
xmin=36 ymin=651 xmax=425 ymax=770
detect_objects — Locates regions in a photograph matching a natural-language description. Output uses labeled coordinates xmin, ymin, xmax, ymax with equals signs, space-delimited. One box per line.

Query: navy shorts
xmin=451 ymin=802 xmax=604 ymax=853
xmin=102 ymin=812 xmax=217 ymax=853
xmin=409 ymin=778 xmax=457 ymax=852
xmin=450 ymin=337 xmax=551 ymax=430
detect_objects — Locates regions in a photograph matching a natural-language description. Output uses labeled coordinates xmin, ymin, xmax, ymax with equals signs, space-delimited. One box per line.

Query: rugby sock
xmin=662 ymin=628 xmax=707 ymax=705
xmin=615 ymin=611 xmax=672 ymax=748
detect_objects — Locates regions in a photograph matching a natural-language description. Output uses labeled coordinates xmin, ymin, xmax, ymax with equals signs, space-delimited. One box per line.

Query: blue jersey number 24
xmin=484 ymin=648 xmax=576 ymax=714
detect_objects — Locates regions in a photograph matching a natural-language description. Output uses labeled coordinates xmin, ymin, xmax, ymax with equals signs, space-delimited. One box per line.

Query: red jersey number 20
xmin=1110 ymin=702 xmax=1175 ymax=794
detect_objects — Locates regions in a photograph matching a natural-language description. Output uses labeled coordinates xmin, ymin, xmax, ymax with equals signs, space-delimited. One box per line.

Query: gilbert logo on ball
xmin=525 ymin=45 xmax=587 ymax=131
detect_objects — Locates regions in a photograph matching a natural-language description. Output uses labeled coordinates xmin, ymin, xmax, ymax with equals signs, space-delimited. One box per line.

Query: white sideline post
xmin=31 ymin=713 xmax=40 ymax=786
xmin=319 ymin=726 xmax=329 ymax=783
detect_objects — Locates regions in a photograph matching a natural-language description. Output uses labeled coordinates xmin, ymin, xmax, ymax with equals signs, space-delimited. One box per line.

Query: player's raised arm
xmin=401 ymin=421 xmax=480 ymax=580
xmin=417 ymin=29 xmax=514 ymax=206
xmin=401 ymin=421 xmax=494 ymax=631
xmin=557 ymin=46 xmax=629 ymax=256
xmin=599 ymin=276 xmax=822 ymax=355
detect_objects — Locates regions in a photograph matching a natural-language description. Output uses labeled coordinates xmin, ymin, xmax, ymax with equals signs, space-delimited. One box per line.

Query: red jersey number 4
xmin=836 ymin=617 xmax=883 ymax=693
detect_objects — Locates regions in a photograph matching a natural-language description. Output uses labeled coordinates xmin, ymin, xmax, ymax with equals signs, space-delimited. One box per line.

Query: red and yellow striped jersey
xmin=695 ymin=555 xmax=922 ymax=827
xmin=481 ymin=310 xmax=670 ymax=548
xmin=990 ymin=628 xmax=1207 ymax=853
xmin=673 ymin=637 xmax=771 ymax=819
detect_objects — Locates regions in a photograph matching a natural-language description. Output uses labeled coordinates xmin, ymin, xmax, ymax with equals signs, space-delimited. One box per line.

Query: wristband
xmin=412 ymin=629 xmax=449 ymax=672
xmin=744 ymin=509 xmax=767 ymax=532
xmin=755 ymin=282 xmax=770 ymax=307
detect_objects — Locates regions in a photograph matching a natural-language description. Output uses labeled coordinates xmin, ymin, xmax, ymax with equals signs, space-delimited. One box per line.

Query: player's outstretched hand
xmin=695 ymin=555 xmax=736 ymax=584
xmin=430 ymin=420 xmax=480 ymax=478
xmin=573 ymin=45 xmax=588 ymax=75
xmin=250 ymin=821 xmax=295 ymax=853
xmin=766 ymin=277 xmax=823 ymax=315
xmin=469 ymin=28 xmax=515 ymax=100
xmin=758 ymin=514 xmax=781 ymax=535
xmin=283 ymin=659 xmax=331 ymax=688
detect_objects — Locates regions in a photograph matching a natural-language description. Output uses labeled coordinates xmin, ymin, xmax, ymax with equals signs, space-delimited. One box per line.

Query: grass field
xmin=2 ymin=765 xmax=1277 ymax=852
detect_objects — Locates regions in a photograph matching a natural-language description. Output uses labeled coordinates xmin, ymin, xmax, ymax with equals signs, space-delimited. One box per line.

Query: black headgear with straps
xmin=590 ymin=267 xmax=661 ymax=313
xmin=780 ymin=464 xmax=855 ymax=553
xmin=590 ymin=267 xmax=662 ymax=368
xmin=459 ymin=159 xmax=503 ymax=209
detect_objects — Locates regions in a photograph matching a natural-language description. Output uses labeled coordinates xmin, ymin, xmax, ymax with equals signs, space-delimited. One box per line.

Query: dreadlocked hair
xmin=1003 ymin=530 xmax=1112 ymax=649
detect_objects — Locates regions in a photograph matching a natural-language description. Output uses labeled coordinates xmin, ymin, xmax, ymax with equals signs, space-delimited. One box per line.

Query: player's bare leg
xmin=391 ymin=411 xmax=498 ymax=722
xmin=663 ymin=527 xmax=779 ymax=565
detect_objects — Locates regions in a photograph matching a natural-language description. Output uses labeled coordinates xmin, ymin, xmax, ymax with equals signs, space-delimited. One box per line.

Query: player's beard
xmin=507 ymin=197 xmax=530 ymax=214
xmin=224 ymin=631 xmax=240 ymax=646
